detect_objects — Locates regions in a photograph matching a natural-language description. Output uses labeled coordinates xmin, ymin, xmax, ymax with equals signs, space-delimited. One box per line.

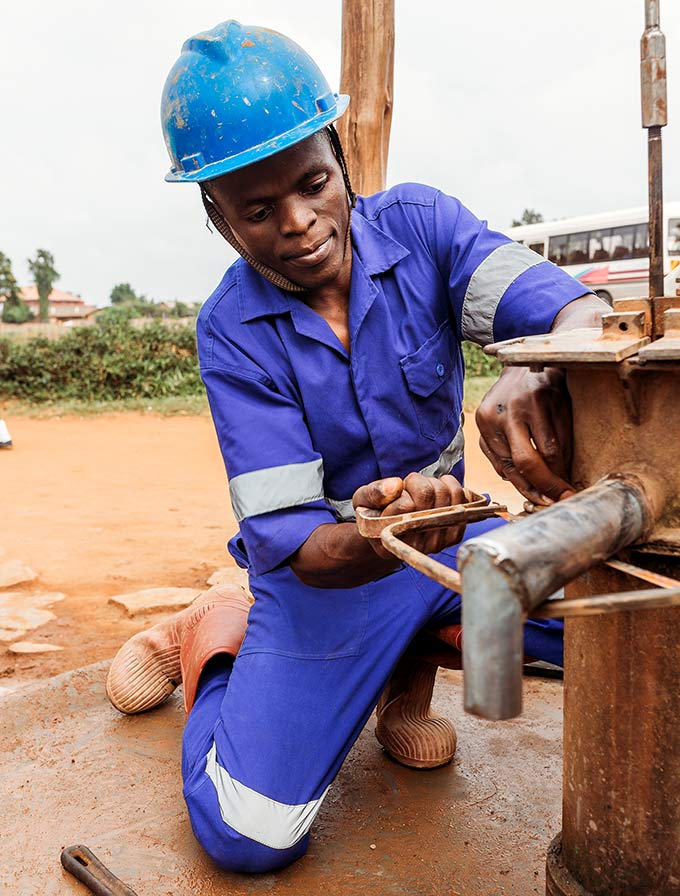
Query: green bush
xmin=1 ymin=301 xmax=32 ymax=324
xmin=0 ymin=321 xmax=501 ymax=405
xmin=462 ymin=341 xmax=502 ymax=378
xmin=0 ymin=319 xmax=202 ymax=402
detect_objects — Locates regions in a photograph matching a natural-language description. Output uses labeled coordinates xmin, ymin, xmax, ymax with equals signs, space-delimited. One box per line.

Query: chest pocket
xmin=400 ymin=321 xmax=459 ymax=440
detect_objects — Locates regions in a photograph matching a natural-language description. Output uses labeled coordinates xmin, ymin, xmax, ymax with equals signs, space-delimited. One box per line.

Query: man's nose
xmin=279 ymin=198 xmax=316 ymax=236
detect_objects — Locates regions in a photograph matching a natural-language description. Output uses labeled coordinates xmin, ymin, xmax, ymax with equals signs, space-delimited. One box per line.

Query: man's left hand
xmin=475 ymin=294 xmax=609 ymax=506
xmin=475 ymin=365 xmax=575 ymax=505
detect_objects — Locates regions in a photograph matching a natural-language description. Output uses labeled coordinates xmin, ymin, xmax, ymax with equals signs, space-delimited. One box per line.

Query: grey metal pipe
xmin=457 ymin=475 xmax=658 ymax=721
xmin=641 ymin=0 xmax=667 ymax=298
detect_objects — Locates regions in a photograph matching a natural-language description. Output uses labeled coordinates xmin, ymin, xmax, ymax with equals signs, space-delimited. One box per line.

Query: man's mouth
xmin=284 ymin=235 xmax=333 ymax=269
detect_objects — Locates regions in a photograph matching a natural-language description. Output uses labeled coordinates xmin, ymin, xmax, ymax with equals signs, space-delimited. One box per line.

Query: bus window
xmin=633 ymin=223 xmax=649 ymax=258
xmin=589 ymin=229 xmax=612 ymax=262
xmin=549 ymin=234 xmax=569 ymax=265
xmin=529 ymin=241 xmax=545 ymax=256
xmin=610 ymin=225 xmax=636 ymax=260
xmin=669 ymin=219 xmax=680 ymax=256
xmin=566 ymin=232 xmax=589 ymax=265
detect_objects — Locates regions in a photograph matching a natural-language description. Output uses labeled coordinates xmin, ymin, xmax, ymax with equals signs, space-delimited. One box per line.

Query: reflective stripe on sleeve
xmin=205 ymin=742 xmax=330 ymax=850
xmin=229 ymin=458 xmax=324 ymax=523
xmin=326 ymin=419 xmax=465 ymax=522
xmin=461 ymin=242 xmax=546 ymax=345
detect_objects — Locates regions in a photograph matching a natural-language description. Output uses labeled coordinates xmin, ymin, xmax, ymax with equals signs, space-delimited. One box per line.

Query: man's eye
xmin=248 ymin=207 xmax=271 ymax=222
xmin=304 ymin=177 xmax=328 ymax=195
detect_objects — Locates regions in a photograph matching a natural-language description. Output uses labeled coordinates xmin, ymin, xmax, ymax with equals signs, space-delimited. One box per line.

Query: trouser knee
xmin=186 ymin=782 xmax=310 ymax=873
xmin=203 ymin=828 xmax=308 ymax=874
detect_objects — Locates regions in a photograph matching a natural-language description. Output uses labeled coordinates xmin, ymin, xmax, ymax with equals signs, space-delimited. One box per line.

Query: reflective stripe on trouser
xmin=181 ymin=517 xmax=563 ymax=873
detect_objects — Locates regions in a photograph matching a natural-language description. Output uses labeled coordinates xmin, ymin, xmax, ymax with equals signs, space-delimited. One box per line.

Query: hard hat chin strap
xmin=200 ymin=186 xmax=306 ymax=293
xmin=201 ymin=125 xmax=355 ymax=294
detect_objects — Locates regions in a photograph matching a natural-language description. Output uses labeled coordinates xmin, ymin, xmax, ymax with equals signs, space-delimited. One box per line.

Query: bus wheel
xmin=595 ymin=289 xmax=612 ymax=305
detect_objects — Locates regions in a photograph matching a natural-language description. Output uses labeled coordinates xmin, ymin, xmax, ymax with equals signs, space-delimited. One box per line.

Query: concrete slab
xmin=0 ymin=663 xmax=563 ymax=896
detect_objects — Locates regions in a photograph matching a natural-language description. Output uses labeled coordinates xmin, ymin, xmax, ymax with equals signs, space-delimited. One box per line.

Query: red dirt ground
xmin=1 ymin=413 xmax=520 ymax=687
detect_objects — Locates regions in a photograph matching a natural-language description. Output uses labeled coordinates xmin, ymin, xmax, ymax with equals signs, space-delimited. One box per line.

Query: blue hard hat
xmin=161 ymin=21 xmax=350 ymax=183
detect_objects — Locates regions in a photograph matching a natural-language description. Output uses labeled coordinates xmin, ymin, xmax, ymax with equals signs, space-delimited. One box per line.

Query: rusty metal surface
xmin=491 ymin=327 xmax=650 ymax=366
xmin=639 ymin=307 xmax=680 ymax=359
xmin=354 ymin=491 xmax=493 ymax=539
xmin=559 ymin=564 xmax=680 ymax=895
xmin=567 ymin=366 xmax=680 ymax=536
xmin=1 ymin=662 xmax=565 ymax=896
xmin=375 ymin=501 xmax=505 ymax=594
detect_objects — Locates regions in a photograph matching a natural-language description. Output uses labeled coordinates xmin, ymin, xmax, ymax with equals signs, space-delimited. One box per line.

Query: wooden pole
xmin=338 ymin=0 xmax=395 ymax=196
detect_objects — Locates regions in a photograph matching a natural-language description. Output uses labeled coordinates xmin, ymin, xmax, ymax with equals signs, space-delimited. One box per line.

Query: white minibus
xmin=506 ymin=204 xmax=680 ymax=303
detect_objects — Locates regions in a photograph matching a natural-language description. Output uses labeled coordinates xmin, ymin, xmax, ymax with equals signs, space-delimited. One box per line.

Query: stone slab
xmin=0 ymin=559 xmax=37 ymax=589
xmin=9 ymin=640 xmax=65 ymax=654
xmin=108 ymin=587 xmax=201 ymax=617
xmin=0 ymin=592 xmax=65 ymax=641
xmin=0 ymin=663 xmax=563 ymax=895
xmin=0 ymin=608 xmax=57 ymax=641
xmin=0 ymin=591 xmax=65 ymax=610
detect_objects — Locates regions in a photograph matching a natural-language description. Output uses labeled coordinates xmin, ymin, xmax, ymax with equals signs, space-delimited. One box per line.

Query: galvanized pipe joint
xmin=457 ymin=474 xmax=661 ymax=721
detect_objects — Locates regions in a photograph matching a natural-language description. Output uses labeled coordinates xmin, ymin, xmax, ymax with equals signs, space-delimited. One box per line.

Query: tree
xmin=28 ymin=249 xmax=59 ymax=322
xmin=0 ymin=252 xmax=30 ymax=324
xmin=110 ymin=282 xmax=139 ymax=305
xmin=511 ymin=208 xmax=544 ymax=227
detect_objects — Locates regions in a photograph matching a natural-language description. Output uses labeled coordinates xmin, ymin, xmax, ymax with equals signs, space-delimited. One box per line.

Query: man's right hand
xmin=352 ymin=473 xmax=467 ymax=560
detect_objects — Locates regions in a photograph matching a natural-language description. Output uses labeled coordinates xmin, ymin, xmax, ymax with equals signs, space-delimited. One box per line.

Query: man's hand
xmin=475 ymin=294 xmax=608 ymax=505
xmin=352 ymin=473 xmax=467 ymax=559
xmin=475 ymin=366 xmax=575 ymax=505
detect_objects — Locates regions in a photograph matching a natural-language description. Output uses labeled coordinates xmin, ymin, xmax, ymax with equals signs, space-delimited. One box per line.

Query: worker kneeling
xmin=107 ymin=21 xmax=605 ymax=873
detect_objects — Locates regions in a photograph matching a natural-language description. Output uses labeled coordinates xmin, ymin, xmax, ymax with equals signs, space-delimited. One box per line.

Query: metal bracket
xmin=356 ymin=493 xmax=507 ymax=593
xmin=638 ymin=307 xmax=680 ymax=361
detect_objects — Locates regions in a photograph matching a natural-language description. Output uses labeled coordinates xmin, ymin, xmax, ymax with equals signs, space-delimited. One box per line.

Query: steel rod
xmin=532 ymin=585 xmax=680 ymax=618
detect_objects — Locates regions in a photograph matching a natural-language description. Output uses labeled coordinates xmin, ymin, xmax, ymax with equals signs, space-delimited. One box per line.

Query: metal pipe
xmin=641 ymin=0 xmax=667 ymax=297
xmin=457 ymin=475 xmax=659 ymax=721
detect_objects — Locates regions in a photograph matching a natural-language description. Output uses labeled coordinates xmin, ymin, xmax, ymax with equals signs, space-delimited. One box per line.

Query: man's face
xmin=207 ymin=132 xmax=350 ymax=291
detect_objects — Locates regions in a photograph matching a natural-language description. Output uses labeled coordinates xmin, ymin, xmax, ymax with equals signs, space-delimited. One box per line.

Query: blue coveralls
xmin=183 ymin=184 xmax=588 ymax=872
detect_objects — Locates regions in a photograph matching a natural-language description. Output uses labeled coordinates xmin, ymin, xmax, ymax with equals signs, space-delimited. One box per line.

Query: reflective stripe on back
xmin=461 ymin=242 xmax=546 ymax=345
xmin=229 ymin=458 xmax=324 ymax=523
xmin=205 ymin=742 xmax=330 ymax=850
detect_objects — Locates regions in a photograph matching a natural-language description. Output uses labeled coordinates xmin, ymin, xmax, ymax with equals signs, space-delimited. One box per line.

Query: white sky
xmin=1 ymin=0 xmax=679 ymax=306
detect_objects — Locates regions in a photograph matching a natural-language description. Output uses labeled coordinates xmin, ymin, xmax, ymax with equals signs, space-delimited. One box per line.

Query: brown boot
xmin=106 ymin=584 xmax=250 ymax=715
xmin=375 ymin=652 xmax=457 ymax=769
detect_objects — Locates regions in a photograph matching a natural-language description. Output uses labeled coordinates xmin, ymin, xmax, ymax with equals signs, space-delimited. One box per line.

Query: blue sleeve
xmin=198 ymin=307 xmax=335 ymax=578
xmin=431 ymin=191 xmax=591 ymax=345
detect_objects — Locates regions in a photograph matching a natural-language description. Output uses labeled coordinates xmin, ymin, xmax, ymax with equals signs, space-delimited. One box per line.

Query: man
xmin=107 ymin=21 xmax=606 ymax=873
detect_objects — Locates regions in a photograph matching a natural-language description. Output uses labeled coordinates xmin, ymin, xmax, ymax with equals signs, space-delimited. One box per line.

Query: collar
xmin=237 ymin=207 xmax=410 ymax=323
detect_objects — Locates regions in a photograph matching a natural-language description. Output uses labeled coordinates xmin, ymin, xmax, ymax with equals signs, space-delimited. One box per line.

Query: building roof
xmin=19 ymin=286 xmax=85 ymax=304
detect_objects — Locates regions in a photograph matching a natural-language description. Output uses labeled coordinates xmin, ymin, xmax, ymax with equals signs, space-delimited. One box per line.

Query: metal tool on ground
xmin=61 ymin=845 xmax=139 ymax=896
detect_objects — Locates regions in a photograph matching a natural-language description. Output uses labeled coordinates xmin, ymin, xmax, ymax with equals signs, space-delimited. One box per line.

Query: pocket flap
xmin=400 ymin=322 xmax=455 ymax=398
